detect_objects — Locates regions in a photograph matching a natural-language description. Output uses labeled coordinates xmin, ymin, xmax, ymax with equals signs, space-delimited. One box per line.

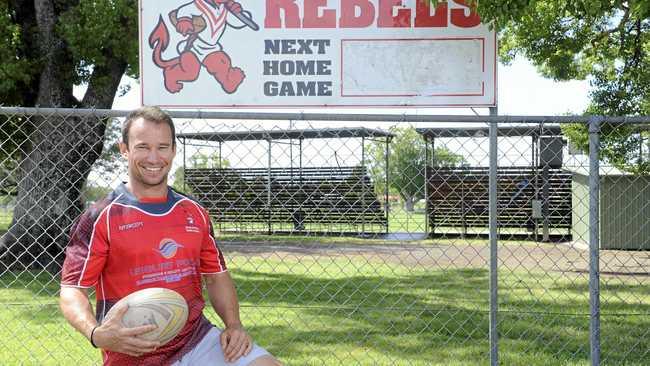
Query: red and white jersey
xmin=175 ymin=0 xmax=245 ymax=57
xmin=61 ymin=184 xmax=227 ymax=365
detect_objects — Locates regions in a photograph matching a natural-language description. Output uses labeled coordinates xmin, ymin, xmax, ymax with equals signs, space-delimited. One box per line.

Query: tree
xmin=171 ymin=153 xmax=230 ymax=194
xmin=468 ymin=0 xmax=650 ymax=173
xmin=368 ymin=127 xmax=464 ymax=212
xmin=0 ymin=0 xmax=137 ymax=271
xmin=93 ymin=117 xmax=125 ymax=175
xmin=81 ymin=184 xmax=113 ymax=204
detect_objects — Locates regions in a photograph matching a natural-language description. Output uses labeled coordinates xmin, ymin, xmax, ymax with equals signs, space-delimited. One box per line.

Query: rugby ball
xmin=106 ymin=287 xmax=188 ymax=345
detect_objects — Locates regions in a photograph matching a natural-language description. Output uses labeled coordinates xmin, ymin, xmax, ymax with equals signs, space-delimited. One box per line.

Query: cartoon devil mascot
xmin=148 ymin=0 xmax=258 ymax=94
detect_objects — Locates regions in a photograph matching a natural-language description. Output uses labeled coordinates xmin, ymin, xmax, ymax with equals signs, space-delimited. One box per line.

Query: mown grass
xmin=0 ymin=207 xmax=11 ymax=232
xmin=0 ymin=254 xmax=648 ymax=365
xmin=212 ymin=208 xmax=425 ymax=235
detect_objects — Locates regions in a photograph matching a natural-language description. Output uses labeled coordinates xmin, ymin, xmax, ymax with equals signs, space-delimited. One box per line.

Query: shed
xmin=570 ymin=167 xmax=650 ymax=250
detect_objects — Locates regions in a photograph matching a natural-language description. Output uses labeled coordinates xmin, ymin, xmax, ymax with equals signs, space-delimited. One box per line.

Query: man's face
xmin=119 ymin=118 xmax=176 ymax=191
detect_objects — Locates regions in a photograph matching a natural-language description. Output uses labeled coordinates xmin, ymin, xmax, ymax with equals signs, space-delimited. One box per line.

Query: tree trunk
xmin=1 ymin=116 xmax=106 ymax=271
xmin=403 ymin=196 xmax=416 ymax=212
xmin=0 ymin=0 xmax=126 ymax=271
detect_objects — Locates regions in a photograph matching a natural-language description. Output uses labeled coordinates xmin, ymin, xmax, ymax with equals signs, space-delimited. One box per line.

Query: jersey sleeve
xmin=198 ymin=207 xmax=227 ymax=274
xmin=60 ymin=203 xmax=111 ymax=287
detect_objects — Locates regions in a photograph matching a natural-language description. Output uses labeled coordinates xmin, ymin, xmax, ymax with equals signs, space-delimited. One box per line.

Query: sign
xmin=139 ymin=0 xmax=497 ymax=108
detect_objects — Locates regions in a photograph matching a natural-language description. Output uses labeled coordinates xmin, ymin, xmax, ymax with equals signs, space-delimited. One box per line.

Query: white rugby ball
xmin=106 ymin=287 xmax=188 ymax=345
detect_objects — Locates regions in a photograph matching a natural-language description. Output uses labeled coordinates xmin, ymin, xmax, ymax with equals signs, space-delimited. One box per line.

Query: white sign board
xmin=140 ymin=0 xmax=497 ymax=108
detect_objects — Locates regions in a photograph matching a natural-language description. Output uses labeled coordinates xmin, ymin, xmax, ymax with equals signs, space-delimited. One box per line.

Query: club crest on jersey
xmin=157 ymin=238 xmax=184 ymax=259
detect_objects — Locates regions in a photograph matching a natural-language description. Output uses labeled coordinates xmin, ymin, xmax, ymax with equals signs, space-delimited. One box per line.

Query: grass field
xmin=0 ymin=254 xmax=648 ymax=365
xmin=0 ymin=207 xmax=424 ymax=237
xmin=213 ymin=208 xmax=568 ymax=240
xmin=0 ymin=207 xmax=11 ymax=232
xmin=211 ymin=208 xmax=426 ymax=234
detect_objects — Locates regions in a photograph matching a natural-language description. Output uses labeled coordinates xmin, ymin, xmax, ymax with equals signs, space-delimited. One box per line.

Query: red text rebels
xmin=265 ymin=0 xmax=481 ymax=29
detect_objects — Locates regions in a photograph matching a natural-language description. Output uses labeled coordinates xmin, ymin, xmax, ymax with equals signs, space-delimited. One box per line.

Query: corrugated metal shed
xmin=570 ymin=169 xmax=650 ymax=250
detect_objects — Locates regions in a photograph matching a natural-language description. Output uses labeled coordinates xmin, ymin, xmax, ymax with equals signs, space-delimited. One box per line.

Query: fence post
xmin=267 ymin=138 xmax=272 ymax=235
xmin=385 ymin=136 xmax=390 ymax=234
xmin=489 ymin=107 xmax=499 ymax=366
xmin=588 ymin=116 xmax=601 ymax=366
xmin=361 ymin=136 xmax=366 ymax=234
xmin=424 ymin=135 xmax=429 ymax=236
xmin=182 ymin=137 xmax=187 ymax=193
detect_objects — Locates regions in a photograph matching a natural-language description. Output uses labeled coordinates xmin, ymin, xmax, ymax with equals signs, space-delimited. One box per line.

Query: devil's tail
xmin=149 ymin=16 xmax=177 ymax=68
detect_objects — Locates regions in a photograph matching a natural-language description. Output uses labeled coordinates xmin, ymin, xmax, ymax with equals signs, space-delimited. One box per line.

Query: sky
xmin=495 ymin=57 xmax=590 ymax=116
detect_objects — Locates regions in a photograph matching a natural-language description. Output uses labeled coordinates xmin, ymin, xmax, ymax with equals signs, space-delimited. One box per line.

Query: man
xmin=59 ymin=106 xmax=281 ymax=366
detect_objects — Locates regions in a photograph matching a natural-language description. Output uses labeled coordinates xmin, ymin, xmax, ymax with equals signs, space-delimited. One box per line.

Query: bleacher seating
xmin=426 ymin=166 xmax=572 ymax=234
xmin=185 ymin=165 xmax=387 ymax=232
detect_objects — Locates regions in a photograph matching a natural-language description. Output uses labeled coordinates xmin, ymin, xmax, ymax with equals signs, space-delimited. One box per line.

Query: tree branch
xmin=80 ymin=52 xmax=127 ymax=109
xmin=590 ymin=6 xmax=630 ymax=49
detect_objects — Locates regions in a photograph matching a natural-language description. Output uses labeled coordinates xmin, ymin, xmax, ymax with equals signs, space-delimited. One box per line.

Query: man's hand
xmin=93 ymin=303 xmax=161 ymax=357
xmin=220 ymin=324 xmax=253 ymax=363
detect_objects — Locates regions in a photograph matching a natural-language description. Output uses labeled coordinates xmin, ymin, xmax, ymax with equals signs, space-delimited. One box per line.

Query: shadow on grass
xmin=227 ymin=268 xmax=649 ymax=365
xmin=2 ymin=268 xmax=649 ymax=365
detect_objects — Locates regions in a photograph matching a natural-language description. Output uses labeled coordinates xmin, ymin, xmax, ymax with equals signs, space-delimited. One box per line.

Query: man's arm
xmin=59 ymin=287 xmax=160 ymax=357
xmin=59 ymin=287 xmax=98 ymax=342
xmin=204 ymin=272 xmax=253 ymax=363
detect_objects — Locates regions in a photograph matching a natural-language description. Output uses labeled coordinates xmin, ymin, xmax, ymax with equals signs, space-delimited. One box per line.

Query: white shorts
xmin=173 ymin=327 xmax=271 ymax=366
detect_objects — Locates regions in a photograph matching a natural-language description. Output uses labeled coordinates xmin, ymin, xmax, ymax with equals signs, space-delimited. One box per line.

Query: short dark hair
xmin=122 ymin=106 xmax=176 ymax=148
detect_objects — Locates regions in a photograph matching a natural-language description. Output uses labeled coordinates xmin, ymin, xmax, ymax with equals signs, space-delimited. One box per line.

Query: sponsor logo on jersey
xmin=157 ymin=238 xmax=184 ymax=259
xmin=185 ymin=214 xmax=200 ymax=233
xmin=118 ymin=221 xmax=144 ymax=231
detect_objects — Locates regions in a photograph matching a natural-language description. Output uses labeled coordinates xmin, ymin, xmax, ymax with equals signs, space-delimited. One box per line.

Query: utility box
xmin=540 ymin=137 xmax=564 ymax=168
xmin=531 ymin=200 xmax=543 ymax=219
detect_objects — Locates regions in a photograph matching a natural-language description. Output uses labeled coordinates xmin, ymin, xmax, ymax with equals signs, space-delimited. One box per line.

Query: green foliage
xmin=93 ymin=118 xmax=123 ymax=174
xmin=1 ymin=0 xmax=138 ymax=106
xmin=0 ymin=115 xmax=31 ymax=196
xmin=58 ymin=0 xmax=139 ymax=84
xmin=189 ymin=152 xmax=230 ymax=169
xmin=0 ymin=0 xmax=138 ymax=165
xmin=563 ymin=123 xmax=650 ymax=174
xmin=367 ymin=127 xmax=465 ymax=206
xmin=171 ymin=153 xmax=230 ymax=193
xmin=0 ymin=3 xmax=33 ymax=105
xmin=448 ymin=0 xmax=650 ymax=174
xmin=81 ymin=184 xmax=112 ymax=203
xmin=171 ymin=166 xmax=186 ymax=193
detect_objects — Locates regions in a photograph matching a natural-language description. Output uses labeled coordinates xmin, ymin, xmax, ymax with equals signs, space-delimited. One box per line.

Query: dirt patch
xmin=221 ymin=241 xmax=650 ymax=278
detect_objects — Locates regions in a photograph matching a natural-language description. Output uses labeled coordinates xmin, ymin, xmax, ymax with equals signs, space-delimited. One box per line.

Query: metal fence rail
xmin=0 ymin=107 xmax=649 ymax=365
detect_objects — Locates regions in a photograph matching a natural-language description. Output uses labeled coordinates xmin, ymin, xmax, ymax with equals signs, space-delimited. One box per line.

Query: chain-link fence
xmin=0 ymin=107 xmax=648 ymax=365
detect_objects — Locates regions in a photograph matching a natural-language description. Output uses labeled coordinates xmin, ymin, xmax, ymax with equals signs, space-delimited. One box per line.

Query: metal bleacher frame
xmin=178 ymin=128 xmax=393 ymax=235
xmin=417 ymin=125 xmax=572 ymax=241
